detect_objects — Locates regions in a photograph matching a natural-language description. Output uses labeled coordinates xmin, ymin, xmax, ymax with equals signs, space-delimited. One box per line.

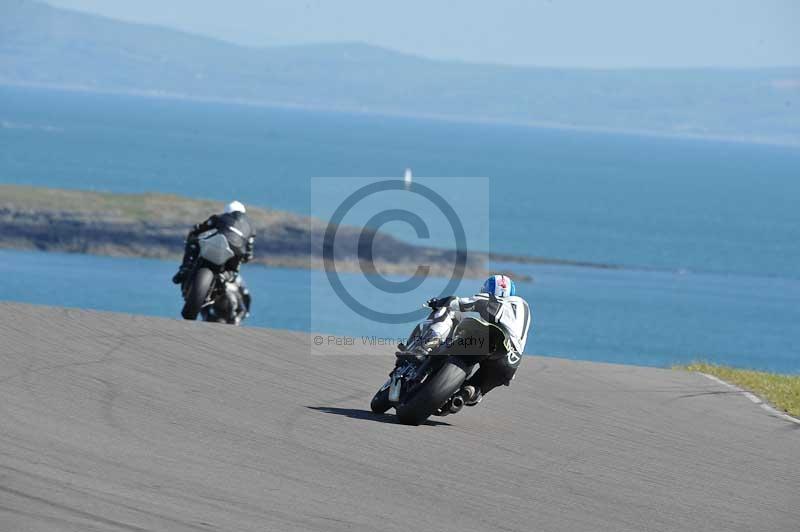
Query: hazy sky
xmin=44 ymin=0 xmax=799 ymax=68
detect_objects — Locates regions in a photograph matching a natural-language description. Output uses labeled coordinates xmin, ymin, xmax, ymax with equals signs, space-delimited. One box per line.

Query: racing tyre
xmin=396 ymin=359 xmax=468 ymax=425
xmin=370 ymin=385 xmax=392 ymax=414
xmin=182 ymin=267 xmax=214 ymax=320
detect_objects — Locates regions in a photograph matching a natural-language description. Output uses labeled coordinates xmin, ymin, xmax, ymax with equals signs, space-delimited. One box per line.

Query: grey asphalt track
xmin=0 ymin=303 xmax=797 ymax=531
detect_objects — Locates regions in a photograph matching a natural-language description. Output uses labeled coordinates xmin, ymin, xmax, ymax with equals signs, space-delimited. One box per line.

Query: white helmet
xmin=224 ymin=200 xmax=246 ymax=214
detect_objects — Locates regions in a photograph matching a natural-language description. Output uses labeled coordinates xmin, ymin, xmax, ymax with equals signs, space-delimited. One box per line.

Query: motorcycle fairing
xmin=198 ymin=231 xmax=235 ymax=266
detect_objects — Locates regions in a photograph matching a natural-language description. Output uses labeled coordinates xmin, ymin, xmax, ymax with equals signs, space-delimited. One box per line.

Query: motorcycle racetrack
xmin=0 ymin=303 xmax=797 ymax=531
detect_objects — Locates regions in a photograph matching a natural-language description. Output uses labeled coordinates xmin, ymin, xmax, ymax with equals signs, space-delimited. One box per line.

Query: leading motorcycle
xmin=180 ymin=229 xmax=249 ymax=325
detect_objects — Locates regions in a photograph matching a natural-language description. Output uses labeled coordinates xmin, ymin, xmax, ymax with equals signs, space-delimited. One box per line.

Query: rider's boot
xmin=394 ymin=330 xmax=443 ymax=365
xmin=172 ymin=266 xmax=190 ymax=285
xmin=461 ymin=384 xmax=483 ymax=406
xmin=394 ymin=347 xmax=426 ymax=366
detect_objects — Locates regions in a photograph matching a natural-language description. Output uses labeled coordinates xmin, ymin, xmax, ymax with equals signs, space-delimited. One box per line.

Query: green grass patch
xmin=677 ymin=363 xmax=800 ymax=418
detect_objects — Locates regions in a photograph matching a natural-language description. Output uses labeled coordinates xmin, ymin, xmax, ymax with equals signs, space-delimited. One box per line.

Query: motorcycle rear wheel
xmin=182 ymin=267 xmax=214 ymax=320
xmin=396 ymin=358 xmax=468 ymax=425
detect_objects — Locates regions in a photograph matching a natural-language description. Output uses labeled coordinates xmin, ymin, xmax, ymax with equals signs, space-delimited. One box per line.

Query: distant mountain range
xmin=1 ymin=0 xmax=798 ymax=144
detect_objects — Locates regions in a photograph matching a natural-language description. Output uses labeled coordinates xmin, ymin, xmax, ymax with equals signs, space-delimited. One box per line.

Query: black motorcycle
xmin=180 ymin=230 xmax=249 ymax=325
xmin=370 ymin=310 xmax=504 ymax=425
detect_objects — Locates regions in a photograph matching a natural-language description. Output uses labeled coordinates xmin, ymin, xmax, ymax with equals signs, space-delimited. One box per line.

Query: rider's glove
xmin=426 ymin=296 xmax=455 ymax=309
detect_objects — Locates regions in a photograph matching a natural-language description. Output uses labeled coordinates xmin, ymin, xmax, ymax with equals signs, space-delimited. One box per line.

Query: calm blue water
xmin=2 ymin=86 xmax=799 ymax=277
xmin=1 ymin=249 xmax=797 ymax=373
xmin=1 ymin=86 xmax=799 ymax=372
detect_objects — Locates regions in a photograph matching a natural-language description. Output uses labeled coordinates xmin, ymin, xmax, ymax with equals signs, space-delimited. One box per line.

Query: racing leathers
xmin=172 ymin=211 xmax=255 ymax=311
xmin=421 ymin=293 xmax=532 ymax=397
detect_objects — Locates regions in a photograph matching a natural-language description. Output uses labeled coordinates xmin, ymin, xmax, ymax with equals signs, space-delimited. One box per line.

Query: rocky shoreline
xmin=0 ymin=185 xmax=635 ymax=279
xmin=0 ymin=185 xmax=496 ymax=279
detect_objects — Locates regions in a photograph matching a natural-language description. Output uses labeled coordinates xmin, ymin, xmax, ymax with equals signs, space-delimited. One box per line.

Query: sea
xmin=1 ymin=86 xmax=799 ymax=372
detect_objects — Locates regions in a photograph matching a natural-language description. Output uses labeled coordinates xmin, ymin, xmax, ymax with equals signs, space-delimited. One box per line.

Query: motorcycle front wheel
xmin=370 ymin=383 xmax=392 ymax=414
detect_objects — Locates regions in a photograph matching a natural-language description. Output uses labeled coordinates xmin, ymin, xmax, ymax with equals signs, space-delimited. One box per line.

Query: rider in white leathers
xmin=412 ymin=274 xmax=532 ymax=406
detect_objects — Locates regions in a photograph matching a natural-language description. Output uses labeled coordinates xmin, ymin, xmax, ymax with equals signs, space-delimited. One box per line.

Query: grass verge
xmin=677 ymin=363 xmax=800 ymax=418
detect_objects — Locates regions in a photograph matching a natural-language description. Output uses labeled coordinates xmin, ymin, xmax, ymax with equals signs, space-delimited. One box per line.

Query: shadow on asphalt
xmin=306 ymin=406 xmax=452 ymax=427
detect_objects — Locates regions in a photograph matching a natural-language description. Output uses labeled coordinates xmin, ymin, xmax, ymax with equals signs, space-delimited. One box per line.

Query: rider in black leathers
xmin=172 ymin=201 xmax=255 ymax=313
